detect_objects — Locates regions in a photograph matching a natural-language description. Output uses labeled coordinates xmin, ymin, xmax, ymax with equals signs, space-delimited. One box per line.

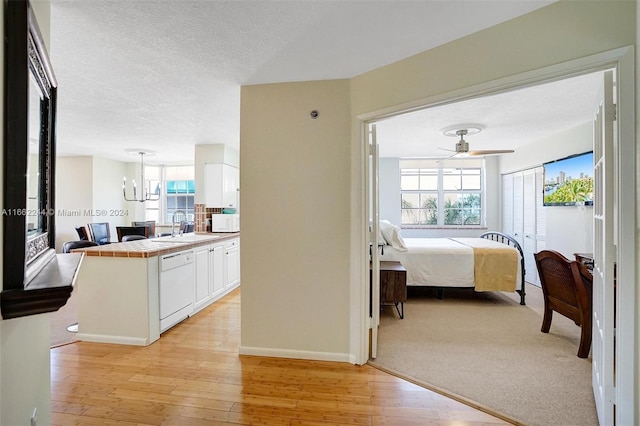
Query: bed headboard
xmin=480 ymin=231 xmax=526 ymax=305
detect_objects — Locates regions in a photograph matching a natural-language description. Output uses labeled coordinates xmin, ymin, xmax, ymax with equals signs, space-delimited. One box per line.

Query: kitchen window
xmin=144 ymin=165 xmax=195 ymax=224
xmin=400 ymin=159 xmax=484 ymax=227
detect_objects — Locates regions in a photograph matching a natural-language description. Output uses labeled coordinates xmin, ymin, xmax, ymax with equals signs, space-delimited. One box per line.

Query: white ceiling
xmin=48 ymin=0 xmax=561 ymax=164
xmin=375 ymin=70 xmax=603 ymax=158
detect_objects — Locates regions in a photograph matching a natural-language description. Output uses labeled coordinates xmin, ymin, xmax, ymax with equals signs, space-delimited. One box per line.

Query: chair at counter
xmin=62 ymin=240 xmax=98 ymax=253
xmin=87 ymin=222 xmax=112 ymax=245
xmin=75 ymin=226 xmax=89 ymax=241
xmin=122 ymin=234 xmax=148 ymax=242
xmin=116 ymin=226 xmax=150 ymax=242
xmin=132 ymin=220 xmax=156 ymax=238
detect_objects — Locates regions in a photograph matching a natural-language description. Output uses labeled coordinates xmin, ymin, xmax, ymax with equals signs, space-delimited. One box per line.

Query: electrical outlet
xmin=31 ymin=408 xmax=37 ymax=426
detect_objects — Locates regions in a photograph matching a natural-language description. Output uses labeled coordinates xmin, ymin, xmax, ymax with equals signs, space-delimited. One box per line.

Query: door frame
xmin=352 ymin=45 xmax=635 ymax=422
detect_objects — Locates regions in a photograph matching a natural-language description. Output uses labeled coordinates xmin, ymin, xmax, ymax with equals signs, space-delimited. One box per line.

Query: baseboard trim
xmin=239 ymin=346 xmax=352 ymax=363
xmin=76 ymin=333 xmax=152 ymax=346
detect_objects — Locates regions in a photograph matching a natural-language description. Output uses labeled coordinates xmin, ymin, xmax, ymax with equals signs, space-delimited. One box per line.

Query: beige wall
xmin=239 ymin=0 xmax=636 ymax=363
xmin=240 ymin=79 xmax=352 ymax=360
xmin=350 ymin=1 xmax=635 ymax=115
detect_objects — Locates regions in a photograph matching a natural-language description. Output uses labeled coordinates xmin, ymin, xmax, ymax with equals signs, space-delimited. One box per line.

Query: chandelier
xmin=122 ymin=150 xmax=161 ymax=202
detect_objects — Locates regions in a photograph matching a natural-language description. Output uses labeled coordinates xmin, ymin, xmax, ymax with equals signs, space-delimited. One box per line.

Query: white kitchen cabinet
xmin=192 ymin=239 xmax=236 ymax=315
xmin=194 ymin=245 xmax=211 ymax=313
xmin=210 ymin=243 xmax=225 ymax=297
xmin=225 ymin=238 xmax=240 ymax=288
xmin=205 ymin=163 xmax=239 ymax=208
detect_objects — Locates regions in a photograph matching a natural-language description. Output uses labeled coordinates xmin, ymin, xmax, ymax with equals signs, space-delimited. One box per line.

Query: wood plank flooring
xmin=51 ymin=288 xmax=511 ymax=425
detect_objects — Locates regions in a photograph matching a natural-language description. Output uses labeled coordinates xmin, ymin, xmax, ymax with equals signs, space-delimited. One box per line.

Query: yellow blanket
xmin=451 ymin=238 xmax=518 ymax=292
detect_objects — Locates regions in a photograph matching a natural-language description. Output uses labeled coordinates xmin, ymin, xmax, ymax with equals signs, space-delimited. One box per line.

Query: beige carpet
xmin=369 ymin=284 xmax=598 ymax=426
xmin=50 ymin=286 xmax=78 ymax=347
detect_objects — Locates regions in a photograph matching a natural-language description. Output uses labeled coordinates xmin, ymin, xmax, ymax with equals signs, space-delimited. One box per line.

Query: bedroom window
xmin=144 ymin=165 xmax=195 ymax=224
xmin=400 ymin=160 xmax=484 ymax=227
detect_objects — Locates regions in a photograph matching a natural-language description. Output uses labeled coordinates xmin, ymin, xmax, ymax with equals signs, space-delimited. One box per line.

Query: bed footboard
xmin=480 ymin=231 xmax=526 ymax=305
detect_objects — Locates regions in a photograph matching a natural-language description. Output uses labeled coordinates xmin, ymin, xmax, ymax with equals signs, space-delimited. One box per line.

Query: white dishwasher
xmin=159 ymin=250 xmax=194 ymax=332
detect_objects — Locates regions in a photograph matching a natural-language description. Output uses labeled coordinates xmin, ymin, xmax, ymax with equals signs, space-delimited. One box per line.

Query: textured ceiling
xmin=49 ymin=0 xmax=558 ymax=164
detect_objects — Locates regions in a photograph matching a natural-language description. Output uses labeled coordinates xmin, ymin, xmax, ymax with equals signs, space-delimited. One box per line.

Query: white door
xmin=534 ymin=167 xmax=546 ymax=280
xmin=501 ymin=173 xmax=514 ymax=237
xmin=592 ymin=69 xmax=615 ymax=425
xmin=368 ymin=123 xmax=381 ymax=359
xmin=522 ymin=169 xmax=537 ymax=285
xmin=512 ymin=172 xmax=524 ymax=249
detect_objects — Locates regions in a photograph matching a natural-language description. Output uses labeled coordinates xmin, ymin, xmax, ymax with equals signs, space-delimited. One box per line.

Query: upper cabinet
xmin=204 ymin=163 xmax=239 ymax=208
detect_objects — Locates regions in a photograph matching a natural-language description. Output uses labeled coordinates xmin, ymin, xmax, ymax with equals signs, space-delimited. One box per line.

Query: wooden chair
xmin=534 ymin=250 xmax=593 ymax=358
xmin=116 ymin=226 xmax=149 ymax=242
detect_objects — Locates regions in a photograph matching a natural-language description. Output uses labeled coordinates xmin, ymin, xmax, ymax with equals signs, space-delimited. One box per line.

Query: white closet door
xmin=512 ymin=172 xmax=524 ymax=248
xmin=501 ymin=173 xmax=514 ymax=236
xmin=522 ymin=170 xmax=537 ymax=285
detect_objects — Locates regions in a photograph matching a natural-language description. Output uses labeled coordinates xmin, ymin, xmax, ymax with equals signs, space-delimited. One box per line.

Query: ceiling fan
xmin=438 ymin=128 xmax=515 ymax=159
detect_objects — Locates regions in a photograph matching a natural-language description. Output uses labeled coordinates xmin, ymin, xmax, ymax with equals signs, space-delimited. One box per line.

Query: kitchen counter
xmin=72 ymin=232 xmax=239 ymax=257
xmin=73 ymin=232 xmax=240 ymax=346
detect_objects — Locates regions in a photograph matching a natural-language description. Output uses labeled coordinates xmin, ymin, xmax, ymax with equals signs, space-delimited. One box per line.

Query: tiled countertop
xmin=71 ymin=232 xmax=239 ymax=258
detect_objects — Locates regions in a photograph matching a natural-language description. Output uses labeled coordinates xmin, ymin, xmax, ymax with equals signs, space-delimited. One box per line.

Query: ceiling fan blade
xmin=468 ymin=149 xmax=515 ymax=156
xmin=437 ymin=147 xmax=456 ymax=153
xmin=436 ymin=152 xmax=459 ymax=163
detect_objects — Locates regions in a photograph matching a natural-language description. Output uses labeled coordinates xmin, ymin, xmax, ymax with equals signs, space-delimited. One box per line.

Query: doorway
xmin=358 ymin=47 xmax=635 ymax=424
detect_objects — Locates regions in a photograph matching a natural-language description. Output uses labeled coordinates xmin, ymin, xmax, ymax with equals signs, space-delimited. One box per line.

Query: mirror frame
xmin=1 ymin=0 xmax=69 ymax=319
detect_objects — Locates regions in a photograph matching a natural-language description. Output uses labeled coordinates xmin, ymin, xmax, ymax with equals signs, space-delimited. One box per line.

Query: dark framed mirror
xmin=1 ymin=0 xmax=73 ymax=319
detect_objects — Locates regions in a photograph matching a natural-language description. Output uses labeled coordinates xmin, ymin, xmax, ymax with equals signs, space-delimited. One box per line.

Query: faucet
xmin=171 ymin=210 xmax=187 ymax=236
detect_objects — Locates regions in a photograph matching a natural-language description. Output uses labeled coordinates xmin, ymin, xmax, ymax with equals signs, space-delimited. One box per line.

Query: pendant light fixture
xmin=122 ymin=150 xmax=161 ymax=202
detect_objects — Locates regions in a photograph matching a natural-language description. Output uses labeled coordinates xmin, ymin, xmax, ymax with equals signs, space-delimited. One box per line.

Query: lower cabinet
xmin=210 ymin=244 xmax=224 ymax=297
xmin=225 ymin=238 xmax=240 ymax=288
xmin=192 ymin=237 xmax=240 ymax=315
xmin=194 ymin=246 xmax=212 ymax=312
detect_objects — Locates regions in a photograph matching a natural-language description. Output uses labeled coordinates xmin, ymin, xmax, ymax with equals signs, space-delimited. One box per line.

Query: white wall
xmin=1 ymin=2 xmax=53 ymax=425
xmin=55 ymin=156 xmax=129 ymax=249
xmin=500 ymin=122 xmax=594 ymax=258
xmin=498 ymin=122 xmax=594 ymax=175
xmin=55 ymin=156 xmax=93 ymax=251
xmin=379 ymin=158 xmax=401 ymax=225
xmin=92 ymin=156 xmax=129 ymax=237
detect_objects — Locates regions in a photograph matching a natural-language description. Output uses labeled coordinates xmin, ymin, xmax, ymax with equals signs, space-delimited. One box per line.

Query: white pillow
xmin=379 ymin=220 xmax=407 ymax=251
xmin=370 ymin=219 xmax=388 ymax=245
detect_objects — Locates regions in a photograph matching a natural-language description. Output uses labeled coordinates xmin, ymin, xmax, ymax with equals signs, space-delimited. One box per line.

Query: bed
xmin=378 ymin=231 xmax=526 ymax=305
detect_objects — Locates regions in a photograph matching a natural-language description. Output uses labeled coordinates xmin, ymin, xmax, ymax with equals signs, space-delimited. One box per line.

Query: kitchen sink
xmin=151 ymin=233 xmax=220 ymax=243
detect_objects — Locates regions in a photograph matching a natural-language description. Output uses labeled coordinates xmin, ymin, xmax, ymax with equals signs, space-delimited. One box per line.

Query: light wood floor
xmin=51 ymin=288 xmax=511 ymax=425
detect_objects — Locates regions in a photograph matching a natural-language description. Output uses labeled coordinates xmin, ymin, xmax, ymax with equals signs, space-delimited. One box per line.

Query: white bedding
xmin=379 ymin=238 xmax=475 ymax=288
xmin=379 ymin=237 xmax=522 ymax=290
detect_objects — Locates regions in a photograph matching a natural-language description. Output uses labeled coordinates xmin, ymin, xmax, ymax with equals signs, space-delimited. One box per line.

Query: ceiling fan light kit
xmin=438 ymin=124 xmax=514 ymax=159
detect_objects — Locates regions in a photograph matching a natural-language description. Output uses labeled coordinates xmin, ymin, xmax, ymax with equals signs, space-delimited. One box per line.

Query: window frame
xmin=144 ymin=164 xmax=196 ymax=225
xmin=400 ymin=160 xmax=485 ymax=228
